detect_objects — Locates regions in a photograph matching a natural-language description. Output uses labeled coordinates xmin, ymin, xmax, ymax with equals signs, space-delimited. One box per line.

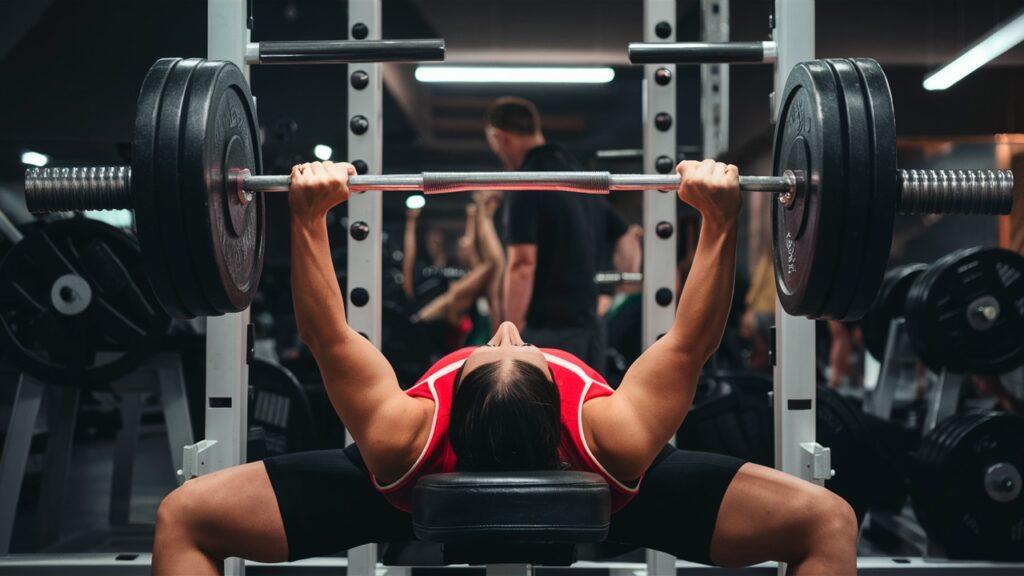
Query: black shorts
xmin=264 ymin=444 xmax=744 ymax=566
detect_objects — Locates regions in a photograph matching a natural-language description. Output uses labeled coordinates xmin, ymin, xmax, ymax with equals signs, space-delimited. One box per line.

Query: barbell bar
xmin=16 ymin=56 xmax=1020 ymax=321
xmin=25 ymin=166 xmax=1012 ymax=215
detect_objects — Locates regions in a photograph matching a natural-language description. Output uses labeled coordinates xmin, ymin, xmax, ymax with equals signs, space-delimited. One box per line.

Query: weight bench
xmin=383 ymin=471 xmax=611 ymax=574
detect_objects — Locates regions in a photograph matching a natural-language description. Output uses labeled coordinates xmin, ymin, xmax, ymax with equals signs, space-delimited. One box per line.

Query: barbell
xmin=23 ymin=57 xmax=1015 ymax=320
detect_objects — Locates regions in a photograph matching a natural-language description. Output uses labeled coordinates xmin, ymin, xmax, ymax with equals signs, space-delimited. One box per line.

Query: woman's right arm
xmin=291 ymin=162 xmax=430 ymax=479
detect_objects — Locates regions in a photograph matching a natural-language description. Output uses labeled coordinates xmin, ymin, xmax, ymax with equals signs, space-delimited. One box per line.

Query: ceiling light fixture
xmin=313 ymin=144 xmax=333 ymax=160
xmin=415 ymin=66 xmax=615 ymax=84
xmin=923 ymin=8 xmax=1024 ymax=91
xmin=21 ymin=150 xmax=49 ymax=167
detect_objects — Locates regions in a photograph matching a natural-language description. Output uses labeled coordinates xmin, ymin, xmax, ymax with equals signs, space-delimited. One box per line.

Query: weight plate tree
xmin=910 ymin=411 xmax=1024 ymax=559
xmin=23 ymin=57 xmax=1014 ymax=320
xmin=0 ymin=218 xmax=169 ymax=386
xmin=905 ymin=247 xmax=1024 ymax=374
xmin=861 ymin=262 xmax=928 ymax=360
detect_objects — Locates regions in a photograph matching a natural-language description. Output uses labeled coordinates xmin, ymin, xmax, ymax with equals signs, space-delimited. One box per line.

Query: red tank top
xmin=372 ymin=347 xmax=640 ymax=513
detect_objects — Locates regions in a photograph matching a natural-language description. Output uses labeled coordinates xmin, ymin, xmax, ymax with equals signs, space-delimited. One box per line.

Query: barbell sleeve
xmin=245 ymin=39 xmax=446 ymax=65
xmin=628 ymin=41 xmax=777 ymax=64
xmin=24 ymin=167 xmax=132 ymax=212
xmin=898 ymin=169 xmax=1014 ymax=215
xmin=24 ymin=166 xmax=1014 ymax=216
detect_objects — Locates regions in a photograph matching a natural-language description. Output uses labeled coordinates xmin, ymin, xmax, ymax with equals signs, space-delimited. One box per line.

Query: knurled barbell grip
xmin=244 ymin=172 xmax=795 ymax=194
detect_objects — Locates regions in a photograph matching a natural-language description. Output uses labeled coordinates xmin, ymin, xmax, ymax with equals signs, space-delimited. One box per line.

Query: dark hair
xmin=486 ymin=97 xmax=541 ymax=135
xmin=449 ymin=360 xmax=561 ymax=471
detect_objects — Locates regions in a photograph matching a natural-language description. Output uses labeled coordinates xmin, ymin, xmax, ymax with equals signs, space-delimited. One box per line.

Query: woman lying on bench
xmin=153 ymin=160 xmax=857 ymax=576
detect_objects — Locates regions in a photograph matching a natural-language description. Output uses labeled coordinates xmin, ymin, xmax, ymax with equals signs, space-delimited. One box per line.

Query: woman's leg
xmin=607 ymin=449 xmax=856 ymax=575
xmin=154 ymin=462 xmax=287 ymax=575
xmin=154 ymin=446 xmax=414 ymax=576
xmin=709 ymin=463 xmax=858 ymax=575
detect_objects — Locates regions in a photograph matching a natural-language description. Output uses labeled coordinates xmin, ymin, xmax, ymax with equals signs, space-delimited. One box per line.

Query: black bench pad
xmin=411 ymin=471 xmax=611 ymax=544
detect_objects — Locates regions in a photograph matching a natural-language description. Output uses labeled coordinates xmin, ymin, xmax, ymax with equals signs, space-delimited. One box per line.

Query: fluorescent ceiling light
xmin=313 ymin=144 xmax=333 ymax=160
xmin=405 ymin=195 xmax=426 ymax=210
xmin=923 ymin=8 xmax=1024 ymax=91
xmin=415 ymin=66 xmax=615 ymax=84
xmin=21 ymin=150 xmax=48 ymax=167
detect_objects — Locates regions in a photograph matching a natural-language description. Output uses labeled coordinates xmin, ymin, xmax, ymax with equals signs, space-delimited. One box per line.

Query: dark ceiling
xmin=1 ymin=0 xmax=1023 ymax=224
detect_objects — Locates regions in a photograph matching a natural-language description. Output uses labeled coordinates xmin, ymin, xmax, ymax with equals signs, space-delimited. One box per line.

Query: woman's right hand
xmin=288 ymin=161 xmax=356 ymax=220
xmin=676 ymin=160 xmax=742 ymax=226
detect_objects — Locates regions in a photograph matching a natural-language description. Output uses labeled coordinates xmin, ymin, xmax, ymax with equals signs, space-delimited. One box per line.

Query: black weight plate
xmin=909 ymin=413 xmax=985 ymax=537
xmin=153 ymin=58 xmax=215 ymax=318
xmin=0 ymin=219 xmax=169 ymax=386
xmin=180 ymin=60 xmax=265 ymax=315
xmin=818 ymin=59 xmax=872 ymax=320
xmin=132 ymin=58 xmax=190 ymax=318
xmin=862 ymin=263 xmax=928 ymax=360
xmin=848 ymin=58 xmax=899 ymax=320
xmin=772 ymin=61 xmax=846 ymax=318
xmin=906 ymin=247 xmax=1024 ymax=374
xmin=903 ymin=249 xmax=961 ymax=371
xmin=911 ymin=412 xmax=1024 ymax=559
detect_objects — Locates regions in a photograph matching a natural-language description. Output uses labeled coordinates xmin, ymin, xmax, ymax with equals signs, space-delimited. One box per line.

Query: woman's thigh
xmin=608 ymin=447 xmax=853 ymax=569
xmin=606 ymin=447 xmax=744 ymax=565
xmin=262 ymin=445 xmax=415 ymax=560
xmin=166 ymin=445 xmax=414 ymax=563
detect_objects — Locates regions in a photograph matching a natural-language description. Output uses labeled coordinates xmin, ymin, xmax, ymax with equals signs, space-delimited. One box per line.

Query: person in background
xmin=485 ymin=97 xmax=641 ymax=368
xmin=401 ymin=191 xmax=504 ymax=353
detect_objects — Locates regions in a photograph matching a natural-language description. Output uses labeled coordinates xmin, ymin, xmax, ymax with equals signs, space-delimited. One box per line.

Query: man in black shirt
xmin=485 ymin=97 xmax=640 ymax=367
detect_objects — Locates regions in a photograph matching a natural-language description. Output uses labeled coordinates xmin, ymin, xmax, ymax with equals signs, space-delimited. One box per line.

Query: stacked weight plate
xmin=861 ymin=263 xmax=928 ymax=361
xmin=905 ymin=247 xmax=1024 ymax=374
xmin=771 ymin=58 xmax=898 ymax=320
xmin=910 ymin=411 xmax=1024 ymax=559
xmin=0 ymin=219 xmax=169 ymax=386
xmin=133 ymin=58 xmax=265 ymax=319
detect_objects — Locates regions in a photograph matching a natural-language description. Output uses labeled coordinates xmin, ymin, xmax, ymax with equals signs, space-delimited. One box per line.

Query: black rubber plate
xmin=861 ymin=263 xmax=928 ymax=361
xmin=0 ymin=219 xmax=168 ymax=386
xmin=905 ymin=247 xmax=1024 ymax=374
xmin=849 ymin=58 xmax=899 ymax=320
xmin=180 ymin=60 xmax=265 ymax=315
xmin=820 ymin=58 xmax=872 ymax=320
xmin=772 ymin=60 xmax=846 ymax=318
xmin=132 ymin=58 xmax=189 ymax=318
xmin=910 ymin=412 xmax=1024 ymax=560
xmin=154 ymin=58 xmax=212 ymax=318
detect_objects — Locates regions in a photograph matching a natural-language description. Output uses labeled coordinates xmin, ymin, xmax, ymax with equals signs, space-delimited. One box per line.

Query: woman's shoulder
xmin=541 ymin=348 xmax=610 ymax=388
